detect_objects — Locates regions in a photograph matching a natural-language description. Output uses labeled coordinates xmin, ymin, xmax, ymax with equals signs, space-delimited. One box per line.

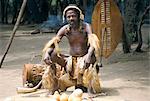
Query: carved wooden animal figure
xmin=22 ymin=64 xmax=45 ymax=87
xmin=17 ymin=64 xmax=59 ymax=94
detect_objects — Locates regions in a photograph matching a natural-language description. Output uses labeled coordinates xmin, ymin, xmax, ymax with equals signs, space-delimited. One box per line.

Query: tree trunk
xmin=135 ymin=5 xmax=150 ymax=52
xmin=0 ymin=0 xmax=9 ymax=24
xmin=122 ymin=23 xmax=130 ymax=53
xmin=123 ymin=0 xmax=140 ymax=53
xmin=1 ymin=0 xmax=5 ymax=23
xmin=4 ymin=0 xmax=9 ymax=24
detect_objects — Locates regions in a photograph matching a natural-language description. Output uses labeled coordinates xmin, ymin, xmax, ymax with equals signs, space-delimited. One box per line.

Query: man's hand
xmin=83 ymin=46 xmax=95 ymax=69
xmin=84 ymin=55 xmax=91 ymax=69
xmin=84 ymin=62 xmax=90 ymax=69
xmin=43 ymin=48 xmax=53 ymax=65
xmin=44 ymin=56 xmax=52 ymax=65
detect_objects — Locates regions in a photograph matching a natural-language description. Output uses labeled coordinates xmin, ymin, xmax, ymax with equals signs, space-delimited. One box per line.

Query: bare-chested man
xmin=43 ymin=5 xmax=100 ymax=92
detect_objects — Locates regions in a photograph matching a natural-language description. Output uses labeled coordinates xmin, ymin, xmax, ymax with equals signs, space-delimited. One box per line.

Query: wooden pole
xmin=0 ymin=0 xmax=27 ymax=68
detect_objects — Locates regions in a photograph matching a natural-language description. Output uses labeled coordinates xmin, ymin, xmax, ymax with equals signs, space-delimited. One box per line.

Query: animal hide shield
xmin=92 ymin=0 xmax=123 ymax=58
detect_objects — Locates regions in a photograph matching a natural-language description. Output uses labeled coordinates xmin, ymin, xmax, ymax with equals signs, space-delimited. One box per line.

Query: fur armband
xmin=88 ymin=34 xmax=100 ymax=60
xmin=43 ymin=36 xmax=61 ymax=57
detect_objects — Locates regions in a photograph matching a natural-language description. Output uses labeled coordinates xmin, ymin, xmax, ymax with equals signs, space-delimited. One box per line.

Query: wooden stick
xmin=0 ymin=0 xmax=27 ymax=68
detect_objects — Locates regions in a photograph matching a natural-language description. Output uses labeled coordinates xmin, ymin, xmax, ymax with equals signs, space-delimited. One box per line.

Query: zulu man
xmin=43 ymin=4 xmax=101 ymax=93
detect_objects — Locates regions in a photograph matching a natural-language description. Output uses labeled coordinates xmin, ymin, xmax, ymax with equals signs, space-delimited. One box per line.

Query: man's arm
xmin=84 ymin=23 xmax=95 ymax=67
xmin=43 ymin=25 xmax=68 ymax=65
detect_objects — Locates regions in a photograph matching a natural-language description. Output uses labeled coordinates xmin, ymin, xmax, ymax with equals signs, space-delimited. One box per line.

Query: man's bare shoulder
xmin=83 ymin=22 xmax=92 ymax=34
xmin=57 ymin=24 xmax=69 ymax=36
xmin=83 ymin=22 xmax=90 ymax=27
xmin=59 ymin=24 xmax=69 ymax=31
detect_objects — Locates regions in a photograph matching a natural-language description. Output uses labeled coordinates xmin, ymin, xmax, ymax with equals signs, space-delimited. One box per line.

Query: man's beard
xmin=68 ymin=20 xmax=79 ymax=28
xmin=69 ymin=20 xmax=75 ymax=25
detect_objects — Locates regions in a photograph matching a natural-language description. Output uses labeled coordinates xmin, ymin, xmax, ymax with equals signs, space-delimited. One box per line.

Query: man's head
xmin=63 ymin=5 xmax=84 ymax=24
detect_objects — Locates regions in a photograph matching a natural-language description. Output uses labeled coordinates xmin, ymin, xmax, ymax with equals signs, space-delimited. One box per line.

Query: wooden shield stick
xmin=0 ymin=0 xmax=27 ymax=68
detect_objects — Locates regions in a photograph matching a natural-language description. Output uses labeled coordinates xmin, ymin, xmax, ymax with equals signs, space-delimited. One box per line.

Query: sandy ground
xmin=0 ymin=25 xmax=150 ymax=101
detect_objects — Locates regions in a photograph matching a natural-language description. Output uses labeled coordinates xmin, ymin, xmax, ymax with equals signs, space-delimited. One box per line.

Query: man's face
xmin=66 ymin=10 xmax=78 ymax=25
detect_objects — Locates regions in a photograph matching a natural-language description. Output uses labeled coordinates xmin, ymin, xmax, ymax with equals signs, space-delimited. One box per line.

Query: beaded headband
xmin=63 ymin=5 xmax=84 ymax=23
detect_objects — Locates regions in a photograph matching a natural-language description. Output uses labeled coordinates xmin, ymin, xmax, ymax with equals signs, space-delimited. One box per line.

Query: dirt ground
xmin=0 ymin=25 xmax=150 ymax=101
